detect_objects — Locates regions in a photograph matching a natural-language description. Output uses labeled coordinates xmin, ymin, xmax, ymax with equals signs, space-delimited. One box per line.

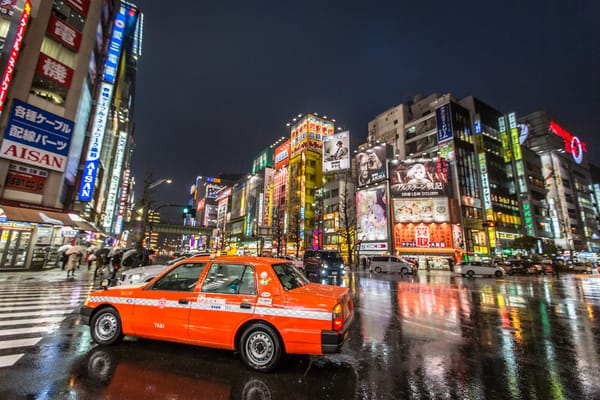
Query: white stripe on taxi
xmin=88 ymin=296 xmax=332 ymax=321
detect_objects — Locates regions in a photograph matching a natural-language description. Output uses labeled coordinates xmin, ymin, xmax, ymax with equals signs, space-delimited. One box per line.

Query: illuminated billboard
xmin=356 ymin=185 xmax=388 ymax=242
xmin=394 ymin=223 xmax=454 ymax=250
xmin=290 ymin=114 xmax=334 ymax=158
xmin=392 ymin=198 xmax=449 ymax=224
xmin=1 ymin=100 xmax=74 ymax=172
xmin=549 ymin=121 xmax=587 ymax=164
xmin=0 ymin=0 xmax=31 ymax=113
xmin=323 ymin=131 xmax=350 ymax=172
xmin=436 ymin=103 xmax=453 ymax=144
xmin=355 ymin=144 xmax=388 ymax=187
xmin=274 ymin=140 xmax=290 ymax=170
xmin=389 ymin=158 xmax=448 ymax=198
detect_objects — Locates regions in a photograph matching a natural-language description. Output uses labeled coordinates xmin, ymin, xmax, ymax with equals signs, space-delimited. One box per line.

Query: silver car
xmin=454 ymin=261 xmax=504 ymax=278
xmin=370 ymin=256 xmax=415 ymax=274
xmin=117 ymin=253 xmax=210 ymax=286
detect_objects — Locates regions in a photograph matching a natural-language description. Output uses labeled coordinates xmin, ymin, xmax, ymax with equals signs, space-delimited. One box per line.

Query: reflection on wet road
xmin=1 ymin=271 xmax=599 ymax=399
xmin=344 ymin=272 xmax=600 ymax=399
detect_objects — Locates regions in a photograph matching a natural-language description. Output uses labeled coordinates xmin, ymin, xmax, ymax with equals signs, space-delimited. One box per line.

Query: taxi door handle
xmin=179 ymin=299 xmax=189 ymax=304
xmin=240 ymin=303 xmax=251 ymax=309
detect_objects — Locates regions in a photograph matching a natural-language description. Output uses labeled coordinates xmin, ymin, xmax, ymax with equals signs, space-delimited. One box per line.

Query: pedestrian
xmin=66 ymin=252 xmax=79 ymax=278
xmin=60 ymin=251 xmax=68 ymax=270
xmin=94 ymin=250 xmax=105 ymax=279
xmin=553 ymin=260 xmax=561 ymax=278
xmin=86 ymin=253 xmax=96 ymax=270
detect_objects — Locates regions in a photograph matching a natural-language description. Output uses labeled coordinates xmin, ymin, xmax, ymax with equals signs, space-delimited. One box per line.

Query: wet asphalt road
xmin=1 ymin=269 xmax=599 ymax=399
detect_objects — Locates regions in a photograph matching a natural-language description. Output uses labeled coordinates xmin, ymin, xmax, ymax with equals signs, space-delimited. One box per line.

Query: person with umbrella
xmin=65 ymin=245 xmax=84 ymax=278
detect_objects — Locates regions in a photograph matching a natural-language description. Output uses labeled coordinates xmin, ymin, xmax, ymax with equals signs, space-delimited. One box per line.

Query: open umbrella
xmin=95 ymin=248 xmax=110 ymax=257
xmin=57 ymin=244 xmax=72 ymax=253
xmin=66 ymin=245 xmax=85 ymax=255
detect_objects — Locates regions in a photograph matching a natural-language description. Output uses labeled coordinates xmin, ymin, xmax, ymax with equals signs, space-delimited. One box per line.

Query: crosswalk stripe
xmin=0 ymin=301 xmax=82 ymax=312
xmin=0 ymin=304 xmax=77 ymax=312
xmin=0 ymin=354 xmax=24 ymax=368
xmin=0 ymin=337 xmax=41 ymax=350
xmin=0 ymin=326 xmax=58 ymax=337
xmin=0 ymin=316 xmax=67 ymax=327
xmin=0 ymin=297 xmax=87 ymax=306
xmin=0 ymin=310 xmax=70 ymax=319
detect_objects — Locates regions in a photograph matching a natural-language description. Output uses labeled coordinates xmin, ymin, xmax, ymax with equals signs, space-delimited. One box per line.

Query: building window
xmin=30 ymin=75 xmax=67 ymax=105
xmin=53 ymin=1 xmax=86 ymax=32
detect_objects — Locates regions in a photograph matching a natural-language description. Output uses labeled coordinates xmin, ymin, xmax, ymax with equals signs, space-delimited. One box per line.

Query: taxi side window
xmin=201 ymin=264 xmax=255 ymax=295
xmin=150 ymin=263 xmax=206 ymax=292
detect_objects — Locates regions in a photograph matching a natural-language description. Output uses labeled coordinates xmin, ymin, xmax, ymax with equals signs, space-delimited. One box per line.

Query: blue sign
xmin=5 ymin=99 xmax=73 ymax=156
xmin=436 ymin=104 xmax=453 ymax=144
xmin=103 ymin=6 xmax=127 ymax=84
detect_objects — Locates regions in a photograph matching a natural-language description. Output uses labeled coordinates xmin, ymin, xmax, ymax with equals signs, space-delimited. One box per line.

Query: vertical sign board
xmin=102 ymin=132 xmax=127 ymax=230
xmin=77 ymin=6 xmax=127 ymax=201
xmin=435 ymin=103 xmax=453 ymax=144
xmin=0 ymin=0 xmax=31 ymax=113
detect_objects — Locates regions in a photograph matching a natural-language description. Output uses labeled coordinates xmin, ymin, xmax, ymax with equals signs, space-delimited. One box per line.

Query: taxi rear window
xmin=272 ymin=263 xmax=309 ymax=290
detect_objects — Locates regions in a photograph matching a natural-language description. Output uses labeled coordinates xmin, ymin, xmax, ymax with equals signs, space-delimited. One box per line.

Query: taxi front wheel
xmin=91 ymin=307 xmax=124 ymax=345
xmin=239 ymin=323 xmax=282 ymax=372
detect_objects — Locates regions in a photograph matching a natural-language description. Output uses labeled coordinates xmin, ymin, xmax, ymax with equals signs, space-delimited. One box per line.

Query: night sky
xmin=131 ymin=0 xmax=599 ymax=221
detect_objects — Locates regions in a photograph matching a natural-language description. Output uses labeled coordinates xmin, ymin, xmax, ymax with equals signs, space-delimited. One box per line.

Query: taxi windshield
xmin=272 ymin=262 xmax=309 ymax=290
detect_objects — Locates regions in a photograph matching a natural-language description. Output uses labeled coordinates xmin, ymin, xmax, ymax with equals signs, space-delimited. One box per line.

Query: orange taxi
xmin=80 ymin=255 xmax=354 ymax=372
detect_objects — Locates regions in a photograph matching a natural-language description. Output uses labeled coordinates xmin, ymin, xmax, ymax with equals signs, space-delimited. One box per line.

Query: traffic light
xmin=182 ymin=206 xmax=191 ymax=218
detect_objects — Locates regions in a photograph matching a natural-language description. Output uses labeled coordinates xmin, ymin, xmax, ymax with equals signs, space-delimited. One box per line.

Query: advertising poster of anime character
xmin=356 ymin=185 xmax=388 ymax=242
xmin=389 ymin=158 xmax=449 ymax=198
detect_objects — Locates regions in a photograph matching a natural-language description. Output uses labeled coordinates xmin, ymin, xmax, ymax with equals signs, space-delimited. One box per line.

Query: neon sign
xmin=549 ymin=121 xmax=587 ymax=164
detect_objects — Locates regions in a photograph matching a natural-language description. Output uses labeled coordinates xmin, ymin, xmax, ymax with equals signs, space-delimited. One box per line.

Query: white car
xmin=117 ymin=253 xmax=210 ymax=285
xmin=454 ymin=261 xmax=504 ymax=278
xmin=370 ymin=256 xmax=415 ymax=274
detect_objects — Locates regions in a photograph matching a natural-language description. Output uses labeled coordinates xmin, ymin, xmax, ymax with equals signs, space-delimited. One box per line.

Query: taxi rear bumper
xmin=321 ymin=311 xmax=353 ymax=353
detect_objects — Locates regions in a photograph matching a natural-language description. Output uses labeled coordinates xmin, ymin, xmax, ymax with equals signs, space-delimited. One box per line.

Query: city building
xmin=0 ymin=1 xmax=142 ymax=270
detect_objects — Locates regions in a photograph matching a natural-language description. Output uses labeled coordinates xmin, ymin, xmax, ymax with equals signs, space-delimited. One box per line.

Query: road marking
xmin=0 ymin=354 xmax=24 ymax=368
xmin=0 ymin=316 xmax=67 ymax=327
xmin=0 ymin=326 xmax=57 ymax=337
xmin=0 ymin=337 xmax=41 ymax=350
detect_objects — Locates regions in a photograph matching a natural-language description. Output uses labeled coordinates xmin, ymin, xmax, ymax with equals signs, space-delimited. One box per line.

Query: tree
xmin=337 ymin=172 xmax=357 ymax=267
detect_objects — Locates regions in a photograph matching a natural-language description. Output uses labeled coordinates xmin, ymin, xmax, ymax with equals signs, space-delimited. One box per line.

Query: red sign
xmin=549 ymin=121 xmax=587 ymax=164
xmin=47 ymin=15 xmax=82 ymax=50
xmin=36 ymin=53 xmax=74 ymax=88
xmin=394 ymin=223 xmax=453 ymax=251
xmin=0 ymin=0 xmax=31 ymax=113
xmin=5 ymin=170 xmax=46 ymax=194
xmin=63 ymin=0 xmax=90 ymax=16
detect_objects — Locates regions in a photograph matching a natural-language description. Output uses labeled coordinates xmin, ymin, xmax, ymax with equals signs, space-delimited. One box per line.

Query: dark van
xmin=303 ymin=250 xmax=345 ymax=278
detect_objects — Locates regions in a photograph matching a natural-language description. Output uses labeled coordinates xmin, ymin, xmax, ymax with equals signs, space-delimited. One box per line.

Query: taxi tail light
xmin=332 ymin=303 xmax=344 ymax=331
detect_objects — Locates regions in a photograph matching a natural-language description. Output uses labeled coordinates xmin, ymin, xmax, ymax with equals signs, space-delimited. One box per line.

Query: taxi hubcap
xmin=247 ymin=331 xmax=273 ymax=365
xmin=96 ymin=313 xmax=117 ymax=340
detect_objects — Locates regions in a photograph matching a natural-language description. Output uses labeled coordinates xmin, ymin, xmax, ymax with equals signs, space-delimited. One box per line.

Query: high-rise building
xmin=0 ymin=1 xmax=142 ymax=270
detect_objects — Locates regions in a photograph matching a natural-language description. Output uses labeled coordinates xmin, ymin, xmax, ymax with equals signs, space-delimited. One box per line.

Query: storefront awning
xmin=0 ymin=205 xmax=98 ymax=232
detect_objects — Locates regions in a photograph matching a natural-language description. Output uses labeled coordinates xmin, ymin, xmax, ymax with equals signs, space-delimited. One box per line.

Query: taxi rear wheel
xmin=91 ymin=307 xmax=123 ymax=345
xmin=239 ymin=323 xmax=281 ymax=372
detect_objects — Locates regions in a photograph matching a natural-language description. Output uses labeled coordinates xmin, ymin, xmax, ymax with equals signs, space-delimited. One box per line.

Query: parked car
xmin=497 ymin=260 xmax=528 ymax=275
xmin=303 ymin=250 xmax=345 ymax=278
xmin=117 ymin=253 xmax=210 ymax=286
xmin=369 ymin=256 xmax=415 ymax=274
xmin=81 ymin=255 xmax=354 ymax=372
xmin=454 ymin=261 xmax=504 ymax=278
xmin=568 ymin=262 xmax=594 ymax=274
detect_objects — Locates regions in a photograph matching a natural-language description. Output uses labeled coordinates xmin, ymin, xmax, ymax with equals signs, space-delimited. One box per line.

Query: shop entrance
xmin=0 ymin=228 xmax=32 ymax=269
